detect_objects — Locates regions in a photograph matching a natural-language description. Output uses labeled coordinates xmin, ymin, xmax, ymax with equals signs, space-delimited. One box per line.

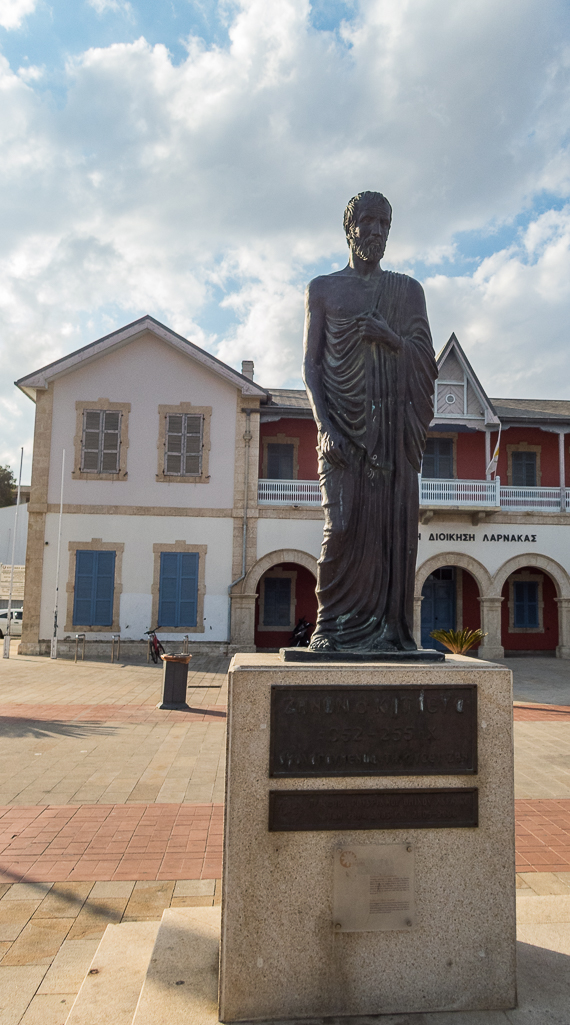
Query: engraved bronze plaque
xmin=269 ymin=685 xmax=477 ymax=777
xmin=333 ymin=844 xmax=416 ymax=931
xmin=268 ymin=787 xmax=478 ymax=831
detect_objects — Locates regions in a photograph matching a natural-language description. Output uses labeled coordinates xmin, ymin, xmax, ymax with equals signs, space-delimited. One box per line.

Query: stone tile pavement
xmin=0 ymin=877 xmax=221 ymax=1025
xmin=0 ymin=649 xmax=569 ymax=1021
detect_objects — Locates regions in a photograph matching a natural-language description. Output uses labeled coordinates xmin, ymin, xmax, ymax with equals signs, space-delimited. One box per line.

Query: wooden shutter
xmin=82 ymin=411 xmax=102 ymax=471
xmin=165 ymin=414 xmax=203 ymax=476
xmin=267 ymin=444 xmax=293 ymax=480
xmin=81 ymin=410 xmax=121 ymax=473
xmin=165 ymin=415 xmax=184 ymax=474
xmin=158 ymin=552 xmax=199 ymax=627
xmin=101 ymin=411 xmax=121 ymax=472
xmin=184 ymin=416 xmax=203 ymax=476
xmin=73 ymin=550 xmax=115 ymax=626
xmin=263 ymin=578 xmax=291 ymax=626
xmin=514 ymin=581 xmax=539 ymax=628
xmin=512 ymin=452 xmax=537 ymax=487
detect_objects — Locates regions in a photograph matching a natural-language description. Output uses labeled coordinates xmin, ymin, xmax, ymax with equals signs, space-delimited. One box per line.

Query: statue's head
xmin=343 ymin=191 xmax=392 ymax=263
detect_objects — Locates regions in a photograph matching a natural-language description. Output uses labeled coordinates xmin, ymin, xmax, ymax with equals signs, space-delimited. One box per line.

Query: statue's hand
xmin=356 ymin=312 xmax=401 ymax=351
xmin=319 ymin=427 xmax=349 ymax=469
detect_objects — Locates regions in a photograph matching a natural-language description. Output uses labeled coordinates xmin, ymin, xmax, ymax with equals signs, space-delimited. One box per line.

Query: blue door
xmin=421 ymin=568 xmax=456 ymax=650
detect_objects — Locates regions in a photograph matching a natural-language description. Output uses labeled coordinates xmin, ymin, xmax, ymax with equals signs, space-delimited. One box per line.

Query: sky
xmin=1 ymin=0 xmax=570 ymax=482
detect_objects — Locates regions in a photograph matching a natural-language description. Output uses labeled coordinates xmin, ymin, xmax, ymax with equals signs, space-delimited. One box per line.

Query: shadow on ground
xmin=0 ymin=718 xmax=118 ymax=739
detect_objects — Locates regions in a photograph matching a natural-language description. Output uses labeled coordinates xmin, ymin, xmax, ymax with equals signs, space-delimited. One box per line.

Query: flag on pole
xmin=486 ymin=424 xmax=501 ymax=477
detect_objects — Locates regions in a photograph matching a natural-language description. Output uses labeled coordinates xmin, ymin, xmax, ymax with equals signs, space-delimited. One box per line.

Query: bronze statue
xmin=303 ymin=192 xmax=438 ymax=652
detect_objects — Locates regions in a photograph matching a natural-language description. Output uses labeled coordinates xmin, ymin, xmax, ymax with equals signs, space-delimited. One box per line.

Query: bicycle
xmin=145 ymin=628 xmax=166 ymax=664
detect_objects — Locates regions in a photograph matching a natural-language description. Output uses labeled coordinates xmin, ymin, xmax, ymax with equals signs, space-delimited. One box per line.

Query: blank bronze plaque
xmin=268 ymin=787 xmax=479 ymax=831
xmin=269 ymin=684 xmax=477 ymax=777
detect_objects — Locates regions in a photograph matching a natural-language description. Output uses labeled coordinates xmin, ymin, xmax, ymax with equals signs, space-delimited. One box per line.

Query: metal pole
xmin=50 ymin=450 xmax=65 ymax=660
xmin=3 ymin=448 xmax=23 ymax=659
xmin=227 ymin=409 xmax=252 ymax=644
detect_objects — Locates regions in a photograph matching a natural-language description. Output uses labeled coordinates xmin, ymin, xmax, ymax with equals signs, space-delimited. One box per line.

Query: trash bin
xmin=157 ymin=653 xmax=193 ymax=709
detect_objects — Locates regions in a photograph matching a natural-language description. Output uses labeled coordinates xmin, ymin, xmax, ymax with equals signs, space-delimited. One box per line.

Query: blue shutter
xmin=179 ymin=553 xmax=198 ymax=627
xmin=159 ymin=553 xmax=179 ymax=626
xmin=264 ymin=578 xmax=291 ymax=626
xmin=525 ymin=582 xmax=539 ymax=627
xmin=93 ymin=551 xmax=115 ymax=626
xmin=159 ymin=552 xmax=199 ymax=628
xmin=74 ymin=551 xmax=96 ymax=625
xmin=73 ymin=550 xmax=115 ymax=626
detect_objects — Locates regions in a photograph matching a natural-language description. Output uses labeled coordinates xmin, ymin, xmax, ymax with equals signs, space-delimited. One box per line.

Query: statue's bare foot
xmin=308 ymin=636 xmax=336 ymax=652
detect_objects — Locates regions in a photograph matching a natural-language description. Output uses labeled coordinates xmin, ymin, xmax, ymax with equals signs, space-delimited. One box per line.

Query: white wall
xmin=418 ymin=520 xmax=570 ymax=580
xmin=0 ymin=502 xmax=28 ymax=565
xmin=47 ymin=331 xmax=238 ymax=509
xmin=40 ymin=512 xmax=233 ymax=642
xmin=257 ymin=518 xmax=324 ymax=562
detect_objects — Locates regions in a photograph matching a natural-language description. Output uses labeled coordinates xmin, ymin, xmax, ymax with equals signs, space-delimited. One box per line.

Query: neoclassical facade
xmin=16 ymin=320 xmax=570 ymax=658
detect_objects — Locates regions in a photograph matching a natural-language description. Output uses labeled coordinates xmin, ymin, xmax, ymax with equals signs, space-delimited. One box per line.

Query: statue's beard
xmin=350 ymin=236 xmax=386 ymax=262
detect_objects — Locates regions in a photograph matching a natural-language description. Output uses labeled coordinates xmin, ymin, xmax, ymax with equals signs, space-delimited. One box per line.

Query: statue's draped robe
xmin=310 ymin=270 xmax=437 ymax=651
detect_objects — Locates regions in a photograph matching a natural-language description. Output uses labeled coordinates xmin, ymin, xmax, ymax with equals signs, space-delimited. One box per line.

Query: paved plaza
xmin=0 ymin=648 xmax=568 ymax=1022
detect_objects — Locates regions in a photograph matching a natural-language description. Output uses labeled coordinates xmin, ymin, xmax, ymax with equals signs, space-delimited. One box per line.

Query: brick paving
xmin=515 ymin=799 xmax=570 ymax=872
xmin=0 ymin=803 xmax=223 ymax=883
xmin=513 ymin=702 xmax=570 ymax=721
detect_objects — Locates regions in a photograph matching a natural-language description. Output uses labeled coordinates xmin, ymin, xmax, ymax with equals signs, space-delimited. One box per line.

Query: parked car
xmin=0 ymin=609 xmax=23 ymax=637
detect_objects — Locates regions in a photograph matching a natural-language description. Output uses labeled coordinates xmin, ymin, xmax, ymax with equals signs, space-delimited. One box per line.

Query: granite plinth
xmin=279 ymin=648 xmax=444 ymax=662
xmin=219 ymin=653 xmax=516 ymax=1021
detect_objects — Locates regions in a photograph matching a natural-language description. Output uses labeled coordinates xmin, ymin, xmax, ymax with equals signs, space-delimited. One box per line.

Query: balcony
xmin=258 ymin=480 xmax=321 ymax=506
xmin=421 ymin=478 xmax=569 ymax=513
xmin=257 ymin=477 xmax=570 ymax=513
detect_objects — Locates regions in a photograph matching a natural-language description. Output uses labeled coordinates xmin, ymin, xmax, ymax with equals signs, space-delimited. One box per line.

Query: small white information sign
xmin=333 ymin=844 xmax=415 ymax=932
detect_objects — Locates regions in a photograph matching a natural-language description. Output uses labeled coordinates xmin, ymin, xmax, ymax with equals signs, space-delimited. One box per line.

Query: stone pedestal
xmin=219 ymin=653 xmax=516 ymax=1021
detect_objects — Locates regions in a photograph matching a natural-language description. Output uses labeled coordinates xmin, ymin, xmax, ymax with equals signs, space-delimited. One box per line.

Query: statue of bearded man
xmin=303 ymin=191 xmax=438 ymax=652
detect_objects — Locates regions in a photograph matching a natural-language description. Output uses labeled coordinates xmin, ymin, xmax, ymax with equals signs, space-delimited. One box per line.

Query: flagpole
xmin=50 ymin=450 xmax=65 ymax=660
xmin=3 ymin=448 xmax=23 ymax=659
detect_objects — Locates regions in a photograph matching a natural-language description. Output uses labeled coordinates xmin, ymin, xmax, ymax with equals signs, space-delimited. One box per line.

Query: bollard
xmin=111 ymin=633 xmax=120 ymax=663
xmin=75 ymin=634 xmax=86 ymax=663
xmin=157 ymin=653 xmax=192 ymax=709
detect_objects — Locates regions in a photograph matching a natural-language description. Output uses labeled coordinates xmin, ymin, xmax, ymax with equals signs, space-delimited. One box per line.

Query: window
xmin=158 ymin=552 xmax=199 ymax=628
xmin=512 ymin=451 xmax=537 ymax=487
xmin=81 ymin=411 xmax=121 ymax=473
xmin=165 ymin=414 xmax=203 ymax=476
xmin=267 ymin=443 xmax=294 ymax=480
xmin=422 ymin=438 xmax=454 ymax=479
xmin=263 ymin=577 xmax=292 ymax=626
xmin=513 ymin=581 xmax=539 ymax=629
xmin=73 ymin=550 xmax=116 ymax=626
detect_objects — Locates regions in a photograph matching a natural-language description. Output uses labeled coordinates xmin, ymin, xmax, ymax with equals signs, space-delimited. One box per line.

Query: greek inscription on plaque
xmin=269 ymin=685 xmax=477 ymax=777
xmin=268 ymin=787 xmax=479 ymax=831
xmin=333 ymin=845 xmax=415 ymax=932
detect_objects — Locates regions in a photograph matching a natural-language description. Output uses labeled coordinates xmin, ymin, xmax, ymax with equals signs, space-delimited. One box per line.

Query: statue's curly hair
xmin=343 ymin=191 xmax=392 ymax=245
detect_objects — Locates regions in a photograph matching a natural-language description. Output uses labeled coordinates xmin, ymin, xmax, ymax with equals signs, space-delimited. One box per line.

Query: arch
xmin=491 ymin=553 xmax=570 ymax=599
xmin=241 ymin=549 xmax=318 ymax=594
xmin=415 ymin=552 xmax=493 ymax=598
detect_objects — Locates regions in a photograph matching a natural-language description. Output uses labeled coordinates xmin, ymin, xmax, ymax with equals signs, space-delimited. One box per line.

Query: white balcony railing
xmin=258 ymin=477 xmax=569 ymax=512
xmin=258 ymin=479 xmax=321 ymax=506
xmin=500 ymin=486 xmax=567 ymax=512
xmin=420 ymin=478 xmax=500 ymax=508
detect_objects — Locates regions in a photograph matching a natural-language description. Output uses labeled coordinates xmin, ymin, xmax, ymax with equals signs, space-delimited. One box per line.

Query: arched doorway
xmin=500 ymin=566 xmax=559 ymax=655
xmin=255 ymin=561 xmax=318 ymax=651
xmin=420 ymin=565 xmax=481 ymax=651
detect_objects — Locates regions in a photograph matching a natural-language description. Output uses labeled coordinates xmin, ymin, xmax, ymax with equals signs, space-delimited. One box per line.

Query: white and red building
xmin=16 ymin=317 xmax=570 ymax=659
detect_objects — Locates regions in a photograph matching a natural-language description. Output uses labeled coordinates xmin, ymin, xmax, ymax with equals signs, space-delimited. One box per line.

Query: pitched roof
xmin=15 ymin=315 xmax=268 ymax=402
xmin=490 ymin=398 xmax=570 ymax=423
xmin=435 ymin=333 xmax=498 ymax=423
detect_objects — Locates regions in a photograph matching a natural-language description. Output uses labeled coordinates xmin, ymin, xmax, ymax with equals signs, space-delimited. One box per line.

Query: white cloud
xmin=0 ymin=0 xmax=37 ymax=30
xmin=425 ymin=206 xmax=570 ymax=398
xmin=1 ymin=0 xmax=570 ymax=476
xmin=87 ymin=0 xmax=133 ymax=15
